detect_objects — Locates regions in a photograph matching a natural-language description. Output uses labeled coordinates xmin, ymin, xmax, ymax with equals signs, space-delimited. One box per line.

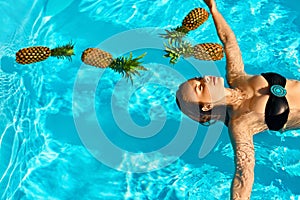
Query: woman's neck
xmin=225 ymin=88 xmax=246 ymax=106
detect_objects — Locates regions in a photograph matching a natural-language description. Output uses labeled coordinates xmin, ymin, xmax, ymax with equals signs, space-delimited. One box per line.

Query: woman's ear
xmin=201 ymin=103 xmax=213 ymax=111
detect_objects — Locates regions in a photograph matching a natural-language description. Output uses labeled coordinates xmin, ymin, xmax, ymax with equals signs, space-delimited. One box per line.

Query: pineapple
xmin=181 ymin=8 xmax=209 ymax=31
xmin=81 ymin=48 xmax=147 ymax=83
xmin=164 ymin=40 xmax=224 ymax=64
xmin=160 ymin=8 xmax=209 ymax=43
xmin=16 ymin=46 xmax=51 ymax=64
xmin=16 ymin=42 xmax=75 ymax=64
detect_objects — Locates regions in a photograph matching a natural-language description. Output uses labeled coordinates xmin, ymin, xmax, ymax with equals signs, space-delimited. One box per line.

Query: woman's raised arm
xmin=204 ymin=0 xmax=246 ymax=87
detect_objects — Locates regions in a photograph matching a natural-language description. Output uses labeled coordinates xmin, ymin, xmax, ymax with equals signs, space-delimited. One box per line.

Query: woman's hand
xmin=203 ymin=0 xmax=216 ymax=10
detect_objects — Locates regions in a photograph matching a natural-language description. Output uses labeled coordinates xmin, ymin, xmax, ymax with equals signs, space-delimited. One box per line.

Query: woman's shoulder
xmin=233 ymin=74 xmax=266 ymax=88
xmin=245 ymin=74 xmax=267 ymax=85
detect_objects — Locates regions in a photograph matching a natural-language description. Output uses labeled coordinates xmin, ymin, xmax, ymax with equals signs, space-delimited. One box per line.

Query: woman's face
xmin=181 ymin=76 xmax=226 ymax=104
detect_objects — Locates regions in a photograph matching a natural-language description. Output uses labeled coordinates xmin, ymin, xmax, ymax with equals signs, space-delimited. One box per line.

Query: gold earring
xmin=201 ymin=104 xmax=213 ymax=111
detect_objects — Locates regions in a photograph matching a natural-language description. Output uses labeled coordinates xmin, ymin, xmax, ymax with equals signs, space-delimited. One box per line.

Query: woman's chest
xmin=242 ymin=76 xmax=300 ymax=113
xmin=245 ymin=95 xmax=269 ymax=114
xmin=236 ymin=75 xmax=270 ymax=114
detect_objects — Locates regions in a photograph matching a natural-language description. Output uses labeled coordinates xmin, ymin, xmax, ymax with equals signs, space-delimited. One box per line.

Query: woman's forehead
xmin=182 ymin=80 xmax=195 ymax=89
xmin=187 ymin=78 xmax=200 ymax=86
xmin=179 ymin=81 xmax=198 ymax=101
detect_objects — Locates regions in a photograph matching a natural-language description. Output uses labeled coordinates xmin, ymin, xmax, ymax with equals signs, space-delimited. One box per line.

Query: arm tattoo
xmin=231 ymin=141 xmax=255 ymax=200
xmin=210 ymin=9 xmax=246 ymax=87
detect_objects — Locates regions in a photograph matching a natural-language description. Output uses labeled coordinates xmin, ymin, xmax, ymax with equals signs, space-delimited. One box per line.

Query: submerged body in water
xmin=176 ymin=0 xmax=300 ymax=199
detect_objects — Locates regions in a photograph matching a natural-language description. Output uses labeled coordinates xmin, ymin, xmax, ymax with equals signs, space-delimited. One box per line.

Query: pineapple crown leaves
xmin=50 ymin=41 xmax=75 ymax=61
xmin=109 ymin=52 xmax=147 ymax=84
xmin=160 ymin=27 xmax=189 ymax=44
xmin=163 ymin=39 xmax=194 ymax=64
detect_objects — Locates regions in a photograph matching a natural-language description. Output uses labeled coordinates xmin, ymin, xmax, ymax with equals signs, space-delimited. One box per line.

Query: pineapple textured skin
xmin=16 ymin=46 xmax=51 ymax=64
xmin=193 ymin=43 xmax=224 ymax=61
xmin=182 ymin=8 xmax=209 ymax=31
xmin=81 ymin=48 xmax=113 ymax=68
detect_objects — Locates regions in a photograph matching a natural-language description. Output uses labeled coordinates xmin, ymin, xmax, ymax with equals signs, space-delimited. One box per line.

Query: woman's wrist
xmin=209 ymin=4 xmax=217 ymax=14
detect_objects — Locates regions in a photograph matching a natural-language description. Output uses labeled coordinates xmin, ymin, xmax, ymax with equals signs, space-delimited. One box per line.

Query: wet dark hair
xmin=176 ymin=78 xmax=229 ymax=126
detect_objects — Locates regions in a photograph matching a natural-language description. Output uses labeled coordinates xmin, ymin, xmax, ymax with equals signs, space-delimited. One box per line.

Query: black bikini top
xmin=261 ymin=72 xmax=290 ymax=131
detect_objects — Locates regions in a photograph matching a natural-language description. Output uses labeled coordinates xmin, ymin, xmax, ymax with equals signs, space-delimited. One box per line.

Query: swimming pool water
xmin=0 ymin=0 xmax=300 ymax=199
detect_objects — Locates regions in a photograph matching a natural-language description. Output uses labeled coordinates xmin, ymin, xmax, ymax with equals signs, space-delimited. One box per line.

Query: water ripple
xmin=1 ymin=0 xmax=300 ymax=199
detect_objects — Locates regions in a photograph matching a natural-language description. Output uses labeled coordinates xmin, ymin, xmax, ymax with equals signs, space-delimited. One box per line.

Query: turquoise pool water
xmin=0 ymin=0 xmax=300 ymax=199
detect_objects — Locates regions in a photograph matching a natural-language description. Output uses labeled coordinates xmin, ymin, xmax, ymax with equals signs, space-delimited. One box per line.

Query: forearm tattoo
xmin=231 ymin=141 xmax=255 ymax=200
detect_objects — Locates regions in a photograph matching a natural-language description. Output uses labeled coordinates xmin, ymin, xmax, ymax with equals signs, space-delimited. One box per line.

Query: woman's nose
xmin=203 ymin=76 xmax=210 ymax=83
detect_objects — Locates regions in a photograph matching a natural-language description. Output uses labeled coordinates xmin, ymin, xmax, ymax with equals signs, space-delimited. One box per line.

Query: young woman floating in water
xmin=176 ymin=0 xmax=300 ymax=199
